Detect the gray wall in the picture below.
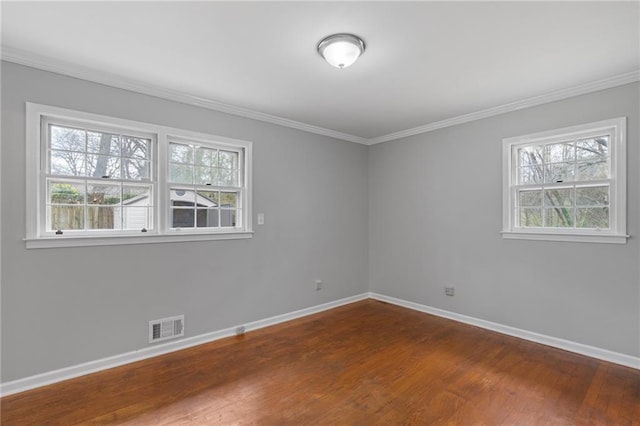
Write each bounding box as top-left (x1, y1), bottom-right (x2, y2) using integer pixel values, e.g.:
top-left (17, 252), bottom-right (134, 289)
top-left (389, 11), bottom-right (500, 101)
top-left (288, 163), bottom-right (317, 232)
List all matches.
top-left (2, 61), bottom-right (638, 385)
top-left (1, 62), bottom-right (369, 382)
top-left (369, 83), bottom-right (640, 357)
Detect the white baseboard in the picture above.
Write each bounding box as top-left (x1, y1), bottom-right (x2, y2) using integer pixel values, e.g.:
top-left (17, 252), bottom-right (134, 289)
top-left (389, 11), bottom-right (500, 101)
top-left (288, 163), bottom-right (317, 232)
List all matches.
top-left (3, 291), bottom-right (638, 397)
top-left (369, 292), bottom-right (640, 370)
top-left (0, 293), bottom-right (369, 397)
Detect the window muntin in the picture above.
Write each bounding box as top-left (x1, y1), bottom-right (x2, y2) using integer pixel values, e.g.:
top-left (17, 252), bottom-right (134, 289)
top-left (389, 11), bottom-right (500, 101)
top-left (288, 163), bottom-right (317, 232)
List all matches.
top-left (502, 118), bottom-right (626, 244)
top-left (27, 103), bottom-right (253, 247)
top-left (168, 140), bottom-right (243, 230)
top-left (44, 122), bottom-right (155, 234)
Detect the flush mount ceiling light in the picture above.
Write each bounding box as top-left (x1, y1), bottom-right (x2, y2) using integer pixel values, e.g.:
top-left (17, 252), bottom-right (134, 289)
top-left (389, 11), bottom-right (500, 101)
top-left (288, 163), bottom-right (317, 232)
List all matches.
top-left (317, 33), bottom-right (366, 69)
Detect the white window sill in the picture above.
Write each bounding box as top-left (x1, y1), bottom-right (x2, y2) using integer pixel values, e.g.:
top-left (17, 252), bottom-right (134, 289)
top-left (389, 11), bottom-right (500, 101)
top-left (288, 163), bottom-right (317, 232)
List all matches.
top-left (25, 231), bottom-right (254, 249)
top-left (501, 230), bottom-right (628, 244)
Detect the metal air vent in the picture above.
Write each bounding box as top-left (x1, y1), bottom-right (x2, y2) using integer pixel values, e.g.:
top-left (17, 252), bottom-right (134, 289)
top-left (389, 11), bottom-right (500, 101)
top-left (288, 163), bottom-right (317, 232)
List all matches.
top-left (149, 315), bottom-right (184, 343)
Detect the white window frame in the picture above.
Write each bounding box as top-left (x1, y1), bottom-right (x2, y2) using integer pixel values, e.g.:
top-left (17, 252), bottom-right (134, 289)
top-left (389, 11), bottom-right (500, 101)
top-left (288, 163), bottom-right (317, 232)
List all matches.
top-left (165, 135), bottom-right (247, 234)
top-left (39, 116), bottom-right (158, 238)
top-left (502, 117), bottom-right (627, 244)
top-left (26, 103), bottom-right (253, 248)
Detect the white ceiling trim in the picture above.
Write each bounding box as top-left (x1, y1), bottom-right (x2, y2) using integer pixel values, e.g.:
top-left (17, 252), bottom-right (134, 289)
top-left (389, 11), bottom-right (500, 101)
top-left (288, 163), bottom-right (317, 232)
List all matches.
top-left (368, 70), bottom-right (640, 145)
top-left (0, 46), bottom-right (369, 145)
top-left (2, 46), bottom-right (638, 146)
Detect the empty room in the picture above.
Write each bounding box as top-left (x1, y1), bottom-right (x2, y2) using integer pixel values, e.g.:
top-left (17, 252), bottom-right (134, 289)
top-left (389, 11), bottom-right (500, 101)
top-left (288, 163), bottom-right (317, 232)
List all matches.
top-left (1, 1), bottom-right (639, 424)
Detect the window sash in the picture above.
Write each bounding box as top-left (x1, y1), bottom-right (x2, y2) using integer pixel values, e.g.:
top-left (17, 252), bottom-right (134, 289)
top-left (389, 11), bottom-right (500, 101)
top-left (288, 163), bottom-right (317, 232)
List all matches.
top-left (167, 186), bottom-right (243, 230)
top-left (515, 133), bottom-right (611, 186)
top-left (47, 138), bottom-right (153, 181)
top-left (513, 182), bottom-right (612, 230)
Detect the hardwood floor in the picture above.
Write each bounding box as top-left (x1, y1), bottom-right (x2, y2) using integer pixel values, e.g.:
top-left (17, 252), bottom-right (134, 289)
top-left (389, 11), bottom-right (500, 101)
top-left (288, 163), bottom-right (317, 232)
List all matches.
top-left (2, 300), bottom-right (639, 425)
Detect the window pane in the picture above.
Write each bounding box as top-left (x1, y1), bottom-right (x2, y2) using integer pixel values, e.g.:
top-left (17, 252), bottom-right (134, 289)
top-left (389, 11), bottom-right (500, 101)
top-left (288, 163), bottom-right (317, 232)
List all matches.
top-left (170, 143), bottom-right (193, 164)
top-left (196, 208), bottom-right (219, 227)
top-left (519, 190), bottom-right (542, 207)
top-left (544, 207), bottom-right (574, 227)
top-left (217, 169), bottom-right (238, 186)
top-left (544, 188), bottom-right (573, 208)
top-left (195, 147), bottom-right (217, 166)
top-left (171, 208), bottom-right (195, 228)
top-left (576, 207), bottom-right (609, 229)
top-left (577, 160), bottom-right (608, 181)
top-left (121, 136), bottom-right (150, 159)
top-left (50, 125), bottom-right (85, 152)
top-left (198, 190), bottom-right (219, 205)
top-left (220, 209), bottom-right (237, 227)
top-left (122, 158), bottom-right (150, 180)
top-left (195, 191), bottom-right (215, 208)
top-left (169, 164), bottom-right (194, 184)
top-left (87, 155), bottom-right (120, 179)
top-left (576, 186), bottom-right (608, 206)
top-left (518, 146), bottom-right (543, 168)
top-left (195, 166), bottom-right (215, 185)
top-left (87, 184), bottom-right (121, 205)
top-left (87, 132), bottom-right (120, 156)
top-left (220, 191), bottom-right (238, 208)
top-left (47, 205), bottom-right (84, 231)
top-left (218, 150), bottom-right (238, 169)
top-left (545, 142), bottom-right (574, 163)
top-left (50, 150), bottom-right (86, 176)
top-left (87, 206), bottom-right (119, 230)
top-left (123, 185), bottom-right (152, 205)
top-left (544, 162), bottom-right (574, 183)
top-left (48, 181), bottom-right (85, 204)
top-left (122, 207), bottom-right (152, 230)
top-left (576, 137), bottom-right (608, 160)
top-left (519, 165), bottom-right (543, 184)
top-left (519, 208), bottom-right (542, 227)
top-left (171, 188), bottom-right (197, 205)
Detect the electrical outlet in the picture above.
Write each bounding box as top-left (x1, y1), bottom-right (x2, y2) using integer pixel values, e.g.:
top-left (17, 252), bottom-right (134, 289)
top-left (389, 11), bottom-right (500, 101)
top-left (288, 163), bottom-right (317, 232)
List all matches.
top-left (315, 279), bottom-right (323, 291)
top-left (445, 286), bottom-right (455, 296)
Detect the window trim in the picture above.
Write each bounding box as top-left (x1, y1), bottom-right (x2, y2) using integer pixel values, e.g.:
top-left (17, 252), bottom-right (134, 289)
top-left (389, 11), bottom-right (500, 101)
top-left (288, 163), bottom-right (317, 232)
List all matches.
top-left (502, 117), bottom-right (627, 244)
top-left (26, 103), bottom-right (253, 248)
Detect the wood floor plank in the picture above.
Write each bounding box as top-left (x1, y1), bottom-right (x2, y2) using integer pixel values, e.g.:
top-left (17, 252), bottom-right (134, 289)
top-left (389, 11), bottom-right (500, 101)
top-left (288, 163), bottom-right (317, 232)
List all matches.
top-left (2, 300), bottom-right (639, 425)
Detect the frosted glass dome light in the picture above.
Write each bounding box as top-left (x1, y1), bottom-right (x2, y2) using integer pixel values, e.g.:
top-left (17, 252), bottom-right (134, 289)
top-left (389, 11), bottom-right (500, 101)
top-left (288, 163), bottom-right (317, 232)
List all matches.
top-left (317, 34), bottom-right (366, 69)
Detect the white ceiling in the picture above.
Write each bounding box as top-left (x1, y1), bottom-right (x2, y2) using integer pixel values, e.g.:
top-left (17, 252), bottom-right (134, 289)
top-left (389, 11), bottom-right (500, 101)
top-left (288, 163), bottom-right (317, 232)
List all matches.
top-left (2, 1), bottom-right (639, 144)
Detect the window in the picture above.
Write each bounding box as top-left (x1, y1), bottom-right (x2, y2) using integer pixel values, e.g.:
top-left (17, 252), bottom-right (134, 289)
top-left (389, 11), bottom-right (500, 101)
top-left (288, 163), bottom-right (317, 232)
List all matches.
top-left (167, 139), bottom-right (243, 230)
top-left (44, 120), bottom-right (154, 234)
top-left (26, 103), bottom-right (252, 248)
top-left (502, 118), bottom-right (627, 244)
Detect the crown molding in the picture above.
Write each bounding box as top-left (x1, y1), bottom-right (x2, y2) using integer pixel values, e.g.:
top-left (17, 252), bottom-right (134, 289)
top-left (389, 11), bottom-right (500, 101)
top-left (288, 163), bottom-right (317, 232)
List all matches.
top-left (368, 70), bottom-right (640, 145)
top-left (2, 46), bottom-right (638, 146)
top-left (0, 46), bottom-right (369, 145)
